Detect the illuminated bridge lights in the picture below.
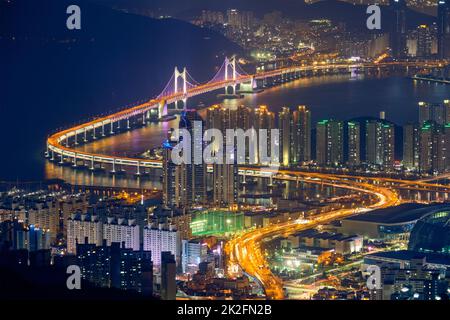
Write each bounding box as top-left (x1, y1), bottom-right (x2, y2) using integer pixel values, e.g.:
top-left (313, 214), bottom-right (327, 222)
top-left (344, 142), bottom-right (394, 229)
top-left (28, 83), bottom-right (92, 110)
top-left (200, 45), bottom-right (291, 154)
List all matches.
top-left (45, 57), bottom-right (448, 298)
top-left (46, 59), bottom-right (445, 175)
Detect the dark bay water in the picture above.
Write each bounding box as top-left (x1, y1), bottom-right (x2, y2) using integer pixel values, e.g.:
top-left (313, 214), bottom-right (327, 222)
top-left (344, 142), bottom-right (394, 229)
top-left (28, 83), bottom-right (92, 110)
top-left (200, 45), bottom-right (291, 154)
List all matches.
top-left (2, 74), bottom-right (449, 184)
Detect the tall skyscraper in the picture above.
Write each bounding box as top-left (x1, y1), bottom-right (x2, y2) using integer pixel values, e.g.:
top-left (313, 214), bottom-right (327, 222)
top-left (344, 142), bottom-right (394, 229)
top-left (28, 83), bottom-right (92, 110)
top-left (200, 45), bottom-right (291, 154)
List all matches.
top-left (416, 25), bottom-right (433, 58)
top-left (27, 204), bottom-right (59, 242)
top-left (162, 139), bottom-right (180, 208)
top-left (1, 221), bottom-right (52, 253)
top-left (437, 0), bottom-right (450, 59)
top-left (213, 157), bottom-right (239, 209)
top-left (179, 111), bottom-right (207, 207)
top-left (162, 110), bottom-right (206, 209)
top-left (434, 125), bottom-right (449, 173)
top-left (227, 9), bottom-right (240, 28)
top-left (67, 214), bottom-right (102, 254)
top-left (181, 239), bottom-right (208, 275)
top-left (347, 121), bottom-right (361, 166)
top-left (278, 107), bottom-right (292, 166)
top-left (419, 121), bottom-right (450, 174)
top-left (419, 101), bottom-right (446, 125)
top-left (366, 120), bottom-right (395, 169)
top-left (390, 0), bottom-right (407, 59)
top-left (293, 105), bottom-right (312, 164)
top-left (103, 217), bottom-right (140, 251)
top-left (419, 121), bottom-right (435, 173)
top-left (418, 101), bottom-right (430, 124)
top-left (316, 119), bottom-right (344, 166)
top-left (403, 123), bottom-right (420, 170)
top-left (278, 105), bottom-right (311, 166)
top-left (381, 122), bottom-right (396, 169)
top-left (252, 105), bottom-right (276, 164)
top-left (143, 223), bottom-right (180, 268)
top-left (76, 241), bottom-right (153, 295)
top-left (226, 9), bottom-right (254, 29)
top-left (205, 104), bottom-right (251, 156)
top-left (160, 251), bottom-right (177, 300)
top-left (206, 105), bottom-right (254, 208)
top-left (445, 99), bottom-right (450, 124)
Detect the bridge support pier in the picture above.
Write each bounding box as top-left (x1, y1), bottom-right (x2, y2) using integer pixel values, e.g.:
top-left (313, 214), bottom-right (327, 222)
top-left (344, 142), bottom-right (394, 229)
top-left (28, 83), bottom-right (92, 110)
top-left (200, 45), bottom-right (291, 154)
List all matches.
top-left (136, 162), bottom-right (141, 176)
top-left (73, 154), bottom-right (77, 167)
top-left (158, 101), bottom-right (168, 119)
top-left (110, 121), bottom-right (114, 135)
top-left (127, 118), bottom-right (130, 130)
top-left (59, 154), bottom-right (64, 165)
top-left (90, 158), bottom-right (95, 171)
top-left (84, 128), bottom-right (87, 142)
top-left (102, 123), bottom-right (105, 137)
top-left (268, 175), bottom-right (273, 187)
top-left (111, 159), bottom-right (116, 174)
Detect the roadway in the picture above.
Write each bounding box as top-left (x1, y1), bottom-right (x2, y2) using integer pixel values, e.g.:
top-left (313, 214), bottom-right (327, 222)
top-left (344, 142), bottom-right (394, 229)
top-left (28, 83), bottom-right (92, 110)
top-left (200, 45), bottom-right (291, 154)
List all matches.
top-left (225, 174), bottom-right (400, 299)
top-left (46, 60), bottom-right (446, 173)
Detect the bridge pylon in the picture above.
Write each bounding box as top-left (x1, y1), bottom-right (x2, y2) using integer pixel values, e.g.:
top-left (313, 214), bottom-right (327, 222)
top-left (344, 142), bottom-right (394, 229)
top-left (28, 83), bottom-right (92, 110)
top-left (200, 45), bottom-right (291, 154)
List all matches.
top-left (174, 66), bottom-right (187, 95)
top-left (224, 56), bottom-right (237, 94)
top-left (158, 99), bottom-right (168, 119)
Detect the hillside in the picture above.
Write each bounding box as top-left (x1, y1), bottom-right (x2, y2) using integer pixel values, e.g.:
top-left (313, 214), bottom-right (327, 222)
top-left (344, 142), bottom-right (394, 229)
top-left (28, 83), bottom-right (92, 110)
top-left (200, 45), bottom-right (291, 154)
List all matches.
top-left (0, 0), bottom-right (242, 180)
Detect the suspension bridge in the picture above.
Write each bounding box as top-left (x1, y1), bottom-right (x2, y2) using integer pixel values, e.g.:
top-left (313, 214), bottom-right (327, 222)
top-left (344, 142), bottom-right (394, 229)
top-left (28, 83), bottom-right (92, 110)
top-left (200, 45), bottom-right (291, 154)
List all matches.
top-left (46, 57), bottom-right (446, 174)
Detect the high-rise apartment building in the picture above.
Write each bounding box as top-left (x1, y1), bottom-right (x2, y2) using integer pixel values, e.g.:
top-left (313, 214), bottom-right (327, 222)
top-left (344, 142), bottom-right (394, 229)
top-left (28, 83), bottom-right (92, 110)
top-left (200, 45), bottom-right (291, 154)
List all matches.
top-left (179, 111), bottom-right (207, 207)
top-left (419, 121), bottom-right (450, 174)
top-left (160, 251), bottom-right (177, 300)
top-left (162, 111), bottom-right (206, 209)
top-left (390, 0), bottom-right (407, 58)
top-left (278, 107), bottom-right (292, 166)
top-left (67, 214), bottom-right (102, 254)
top-left (347, 121), bottom-right (361, 166)
top-left (143, 223), bottom-right (180, 268)
top-left (316, 119), bottom-right (344, 166)
top-left (416, 25), bottom-right (433, 58)
top-left (419, 101), bottom-right (447, 125)
top-left (213, 159), bottom-right (239, 209)
top-left (278, 105), bottom-right (311, 166)
top-left (403, 123), bottom-right (420, 170)
top-left (77, 241), bottom-right (153, 295)
top-left (181, 239), bottom-right (208, 275)
top-left (293, 105), bottom-right (312, 164)
top-left (252, 105), bottom-right (276, 164)
top-left (438, 0), bottom-right (450, 59)
top-left (365, 120), bottom-right (395, 169)
top-left (103, 217), bottom-right (140, 251)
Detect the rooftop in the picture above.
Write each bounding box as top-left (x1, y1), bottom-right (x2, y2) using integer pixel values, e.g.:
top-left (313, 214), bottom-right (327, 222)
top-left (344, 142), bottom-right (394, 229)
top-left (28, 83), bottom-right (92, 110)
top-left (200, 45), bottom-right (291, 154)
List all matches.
top-left (365, 250), bottom-right (450, 267)
top-left (344, 203), bottom-right (450, 225)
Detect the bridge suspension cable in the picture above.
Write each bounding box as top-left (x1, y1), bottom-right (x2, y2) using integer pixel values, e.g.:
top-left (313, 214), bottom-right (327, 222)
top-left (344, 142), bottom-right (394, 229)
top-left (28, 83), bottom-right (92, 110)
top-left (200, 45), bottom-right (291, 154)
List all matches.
top-left (157, 67), bottom-right (200, 99)
top-left (207, 56), bottom-right (248, 84)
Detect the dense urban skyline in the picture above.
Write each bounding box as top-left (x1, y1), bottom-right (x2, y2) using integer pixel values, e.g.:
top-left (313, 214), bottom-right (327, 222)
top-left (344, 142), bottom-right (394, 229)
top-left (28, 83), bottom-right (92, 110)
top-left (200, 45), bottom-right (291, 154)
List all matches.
top-left (1, 0), bottom-right (450, 307)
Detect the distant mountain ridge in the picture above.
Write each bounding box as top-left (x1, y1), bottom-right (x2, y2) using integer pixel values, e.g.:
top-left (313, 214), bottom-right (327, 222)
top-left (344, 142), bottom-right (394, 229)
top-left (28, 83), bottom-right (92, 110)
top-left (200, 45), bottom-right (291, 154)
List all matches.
top-left (0, 0), bottom-right (242, 180)
top-left (91, 0), bottom-right (435, 29)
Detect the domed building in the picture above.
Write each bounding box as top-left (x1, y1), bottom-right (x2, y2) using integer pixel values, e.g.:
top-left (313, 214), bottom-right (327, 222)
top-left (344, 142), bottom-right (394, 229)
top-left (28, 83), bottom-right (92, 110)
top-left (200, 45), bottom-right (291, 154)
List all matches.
top-left (408, 210), bottom-right (450, 255)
